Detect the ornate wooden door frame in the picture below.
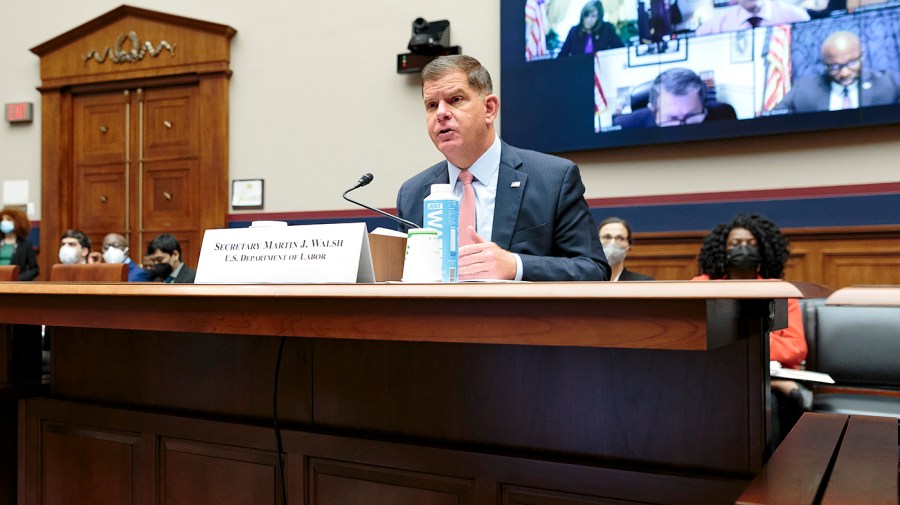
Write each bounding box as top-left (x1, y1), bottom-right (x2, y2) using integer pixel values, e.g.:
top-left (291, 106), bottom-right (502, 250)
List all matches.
top-left (31, 5), bottom-right (235, 279)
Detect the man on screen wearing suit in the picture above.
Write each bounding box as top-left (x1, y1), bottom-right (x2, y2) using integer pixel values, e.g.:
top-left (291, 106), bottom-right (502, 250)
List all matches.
top-left (774, 31), bottom-right (900, 113)
top-left (396, 55), bottom-right (610, 281)
top-left (613, 68), bottom-right (737, 128)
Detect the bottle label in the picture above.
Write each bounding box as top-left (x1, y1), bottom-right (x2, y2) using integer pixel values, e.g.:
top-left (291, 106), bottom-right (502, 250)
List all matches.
top-left (423, 199), bottom-right (459, 282)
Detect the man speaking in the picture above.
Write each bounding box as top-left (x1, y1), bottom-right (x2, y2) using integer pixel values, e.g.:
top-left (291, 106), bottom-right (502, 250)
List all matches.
top-left (396, 55), bottom-right (609, 281)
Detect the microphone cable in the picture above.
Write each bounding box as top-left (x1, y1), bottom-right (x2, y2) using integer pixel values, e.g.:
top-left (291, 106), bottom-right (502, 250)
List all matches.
top-left (273, 336), bottom-right (288, 504)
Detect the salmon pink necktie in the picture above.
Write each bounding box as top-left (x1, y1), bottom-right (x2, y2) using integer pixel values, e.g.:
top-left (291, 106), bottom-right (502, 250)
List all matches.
top-left (458, 170), bottom-right (477, 246)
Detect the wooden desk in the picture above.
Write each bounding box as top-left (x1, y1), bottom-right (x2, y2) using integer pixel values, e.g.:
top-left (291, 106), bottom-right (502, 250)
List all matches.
top-left (737, 412), bottom-right (898, 505)
top-left (2, 281), bottom-right (829, 505)
top-left (826, 285), bottom-right (900, 307)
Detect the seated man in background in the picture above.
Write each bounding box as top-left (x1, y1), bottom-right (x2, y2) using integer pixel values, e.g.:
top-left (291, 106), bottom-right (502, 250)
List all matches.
top-left (88, 233), bottom-right (151, 282)
top-left (598, 217), bottom-right (654, 281)
top-left (145, 233), bottom-right (196, 283)
top-left (774, 31), bottom-right (900, 113)
top-left (614, 68), bottom-right (737, 128)
top-left (694, 0), bottom-right (809, 36)
top-left (58, 229), bottom-right (91, 265)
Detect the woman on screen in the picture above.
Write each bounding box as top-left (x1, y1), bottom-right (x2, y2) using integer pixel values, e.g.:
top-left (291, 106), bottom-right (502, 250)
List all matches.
top-left (558, 0), bottom-right (625, 57)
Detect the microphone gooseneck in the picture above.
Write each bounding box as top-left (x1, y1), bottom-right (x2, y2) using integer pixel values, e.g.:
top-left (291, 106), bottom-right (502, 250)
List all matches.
top-left (355, 173), bottom-right (374, 190)
top-left (343, 173), bottom-right (419, 230)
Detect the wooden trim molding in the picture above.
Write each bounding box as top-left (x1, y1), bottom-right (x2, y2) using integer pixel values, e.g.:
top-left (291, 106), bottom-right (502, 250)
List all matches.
top-left (626, 225), bottom-right (900, 290)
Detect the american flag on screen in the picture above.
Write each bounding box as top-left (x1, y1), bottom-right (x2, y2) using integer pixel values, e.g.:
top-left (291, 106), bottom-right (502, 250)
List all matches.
top-left (525, 0), bottom-right (550, 61)
top-left (761, 25), bottom-right (792, 113)
top-left (594, 53), bottom-right (608, 131)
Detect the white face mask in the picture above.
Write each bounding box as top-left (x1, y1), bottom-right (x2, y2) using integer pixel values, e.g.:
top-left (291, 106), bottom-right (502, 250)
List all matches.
top-left (59, 245), bottom-right (80, 264)
top-left (0, 220), bottom-right (14, 235)
top-left (602, 243), bottom-right (628, 266)
top-left (102, 246), bottom-right (127, 264)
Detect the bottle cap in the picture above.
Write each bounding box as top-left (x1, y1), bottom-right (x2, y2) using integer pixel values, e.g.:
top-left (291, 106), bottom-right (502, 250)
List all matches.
top-left (430, 183), bottom-right (452, 194)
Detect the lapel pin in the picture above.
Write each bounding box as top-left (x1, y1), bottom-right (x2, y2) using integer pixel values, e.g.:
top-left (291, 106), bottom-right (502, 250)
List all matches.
top-left (511, 181), bottom-right (521, 188)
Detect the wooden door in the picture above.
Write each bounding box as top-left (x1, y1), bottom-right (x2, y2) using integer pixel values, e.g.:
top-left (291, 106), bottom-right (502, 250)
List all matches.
top-left (32, 5), bottom-right (234, 280)
top-left (72, 91), bottom-right (130, 252)
top-left (72, 84), bottom-right (201, 267)
top-left (138, 85), bottom-right (200, 265)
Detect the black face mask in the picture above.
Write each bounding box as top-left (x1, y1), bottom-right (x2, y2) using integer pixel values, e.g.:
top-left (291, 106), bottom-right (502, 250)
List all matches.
top-left (147, 263), bottom-right (173, 280)
top-left (727, 245), bottom-right (761, 271)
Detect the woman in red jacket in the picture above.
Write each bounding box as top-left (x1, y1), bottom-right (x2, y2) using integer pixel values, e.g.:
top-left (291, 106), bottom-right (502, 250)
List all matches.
top-left (693, 213), bottom-right (809, 445)
top-left (693, 213), bottom-right (805, 367)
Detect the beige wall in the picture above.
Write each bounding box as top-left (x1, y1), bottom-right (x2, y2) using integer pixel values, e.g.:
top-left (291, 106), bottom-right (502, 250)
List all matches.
top-left (1, 0), bottom-right (898, 221)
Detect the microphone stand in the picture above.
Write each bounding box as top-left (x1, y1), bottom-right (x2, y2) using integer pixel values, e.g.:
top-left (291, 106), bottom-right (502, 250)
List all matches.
top-left (342, 174), bottom-right (419, 230)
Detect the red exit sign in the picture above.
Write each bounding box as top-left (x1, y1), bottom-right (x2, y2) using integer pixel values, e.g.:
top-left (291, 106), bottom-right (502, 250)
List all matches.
top-left (5, 102), bottom-right (33, 123)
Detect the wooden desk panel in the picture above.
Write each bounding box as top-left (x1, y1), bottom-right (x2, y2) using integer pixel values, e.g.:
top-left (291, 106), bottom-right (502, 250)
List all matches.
top-left (0, 281), bottom-right (827, 348)
top-left (737, 412), bottom-right (899, 505)
top-left (5, 281), bottom-right (830, 505)
top-left (820, 415), bottom-right (899, 505)
top-left (736, 413), bottom-right (846, 505)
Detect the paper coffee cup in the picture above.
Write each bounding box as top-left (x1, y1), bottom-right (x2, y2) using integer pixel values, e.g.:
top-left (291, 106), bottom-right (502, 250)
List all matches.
top-left (402, 228), bottom-right (443, 283)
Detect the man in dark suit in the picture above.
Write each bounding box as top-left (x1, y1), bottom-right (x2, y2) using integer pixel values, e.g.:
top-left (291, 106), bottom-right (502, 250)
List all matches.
top-left (774, 31), bottom-right (900, 113)
top-left (396, 55), bottom-right (609, 281)
top-left (146, 233), bottom-right (196, 283)
top-left (614, 67), bottom-right (737, 129)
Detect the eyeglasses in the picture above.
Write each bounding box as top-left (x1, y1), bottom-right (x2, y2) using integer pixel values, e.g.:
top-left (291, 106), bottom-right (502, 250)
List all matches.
top-left (657, 109), bottom-right (707, 127)
top-left (102, 243), bottom-right (124, 251)
top-left (825, 58), bottom-right (861, 74)
top-left (600, 234), bottom-right (628, 244)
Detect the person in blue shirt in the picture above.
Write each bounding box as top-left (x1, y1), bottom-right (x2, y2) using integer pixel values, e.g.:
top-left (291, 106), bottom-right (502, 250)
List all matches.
top-left (89, 233), bottom-right (152, 282)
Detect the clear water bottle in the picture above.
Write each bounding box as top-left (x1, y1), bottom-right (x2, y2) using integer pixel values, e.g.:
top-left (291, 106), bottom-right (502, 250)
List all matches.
top-left (423, 183), bottom-right (459, 282)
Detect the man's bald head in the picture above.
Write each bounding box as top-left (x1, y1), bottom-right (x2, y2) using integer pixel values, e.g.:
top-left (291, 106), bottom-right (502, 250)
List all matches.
top-left (822, 32), bottom-right (860, 60)
top-left (103, 233), bottom-right (127, 248)
top-left (822, 31), bottom-right (862, 87)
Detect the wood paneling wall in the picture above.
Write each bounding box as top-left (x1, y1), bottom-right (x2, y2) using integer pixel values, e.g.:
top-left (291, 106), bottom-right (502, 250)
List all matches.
top-left (625, 225), bottom-right (900, 290)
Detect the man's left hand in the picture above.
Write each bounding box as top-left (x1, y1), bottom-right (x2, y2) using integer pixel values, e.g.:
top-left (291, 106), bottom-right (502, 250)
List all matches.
top-left (457, 226), bottom-right (517, 280)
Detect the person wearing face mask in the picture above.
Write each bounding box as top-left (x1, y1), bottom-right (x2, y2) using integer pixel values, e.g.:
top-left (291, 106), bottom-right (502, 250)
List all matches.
top-left (693, 213), bottom-right (805, 366)
top-left (145, 233), bottom-right (196, 283)
top-left (58, 229), bottom-right (91, 265)
top-left (598, 217), bottom-right (654, 281)
top-left (0, 207), bottom-right (39, 280)
top-left (693, 213), bottom-right (808, 445)
top-left (90, 233), bottom-right (151, 282)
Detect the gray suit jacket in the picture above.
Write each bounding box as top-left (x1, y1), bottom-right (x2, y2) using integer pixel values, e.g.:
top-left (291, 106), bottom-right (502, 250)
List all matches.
top-left (174, 264), bottom-right (197, 283)
top-left (396, 141), bottom-right (610, 281)
top-left (774, 70), bottom-right (900, 113)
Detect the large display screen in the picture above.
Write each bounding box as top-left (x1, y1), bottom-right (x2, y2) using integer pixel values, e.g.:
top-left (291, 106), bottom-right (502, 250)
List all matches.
top-left (502, 0), bottom-right (900, 152)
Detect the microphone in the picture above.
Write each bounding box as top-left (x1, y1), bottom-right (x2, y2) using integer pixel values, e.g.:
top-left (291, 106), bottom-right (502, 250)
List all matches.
top-left (342, 173), bottom-right (419, 230)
